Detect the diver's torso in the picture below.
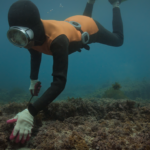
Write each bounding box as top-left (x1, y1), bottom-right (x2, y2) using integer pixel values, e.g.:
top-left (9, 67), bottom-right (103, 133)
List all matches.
top-left (32, 15), bottom-right (99, 55)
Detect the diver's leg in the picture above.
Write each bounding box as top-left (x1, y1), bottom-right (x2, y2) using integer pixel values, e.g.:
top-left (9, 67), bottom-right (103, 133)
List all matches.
top-left (95, 3), bottom-right (124, 46)
top-left (83, 0), bottom-right (96, 17)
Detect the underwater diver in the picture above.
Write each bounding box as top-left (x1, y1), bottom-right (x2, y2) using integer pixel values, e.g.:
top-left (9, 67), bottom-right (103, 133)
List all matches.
top-left (6, 0), bottom-right (125, 144)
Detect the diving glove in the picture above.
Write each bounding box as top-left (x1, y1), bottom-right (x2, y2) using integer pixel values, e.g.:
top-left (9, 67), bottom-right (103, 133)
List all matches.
top-left (7, 109), bottom-right (34, 144)
top-left (29, 79), bottom-right (41, 96)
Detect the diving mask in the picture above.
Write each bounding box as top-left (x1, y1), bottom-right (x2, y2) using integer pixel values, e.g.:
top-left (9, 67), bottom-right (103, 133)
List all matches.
top-left (7, 26), bottom-right (34, 48)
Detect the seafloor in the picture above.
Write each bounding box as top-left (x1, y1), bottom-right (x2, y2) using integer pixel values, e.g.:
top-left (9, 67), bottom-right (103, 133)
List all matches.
top-left (0, 97), bottom-right (150, 150)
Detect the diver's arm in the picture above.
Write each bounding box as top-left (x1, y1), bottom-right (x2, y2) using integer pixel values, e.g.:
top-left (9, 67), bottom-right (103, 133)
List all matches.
top-left (28, 49), bottom-right (42, 80)
top-left (28, 35), bottom-right (69, 116)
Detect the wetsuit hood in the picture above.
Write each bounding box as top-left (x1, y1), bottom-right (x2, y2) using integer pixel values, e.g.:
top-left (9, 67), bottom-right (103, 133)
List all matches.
top-left (8, 0), bottom-right (46, 46)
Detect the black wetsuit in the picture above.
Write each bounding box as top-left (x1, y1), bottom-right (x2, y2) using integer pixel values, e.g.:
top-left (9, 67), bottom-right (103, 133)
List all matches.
top-left (28, 3), bottom-right (124, 116)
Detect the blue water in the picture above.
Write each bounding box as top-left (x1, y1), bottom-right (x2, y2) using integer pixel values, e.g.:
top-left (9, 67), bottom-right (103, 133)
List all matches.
top-left (0, 0), bottom-right (150, 99)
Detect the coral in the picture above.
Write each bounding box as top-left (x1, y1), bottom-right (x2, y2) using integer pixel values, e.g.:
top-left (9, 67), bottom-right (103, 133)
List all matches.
top-left (0, 115), bottom-right (14, 150)
top-left (87, 80), bottom-right (150, 101)
top-left (104, 111), bottom-right (126, 121)
top-left (1, 101), bottom-right (28, 114)
top-left (102, 87), bottom-right (127, 99)
top-left (0, 133), bottom-right (7, 150)
top-left (67, 131), bottom-right (89, 150)
top-left (45, 97), bottom-right (105, 121)
top-left (112, 82), bottom-right (121, 90)
top-left (0, 110), bottom-right (2, 116)
top-left (1, 97), bottom-right (150, 150)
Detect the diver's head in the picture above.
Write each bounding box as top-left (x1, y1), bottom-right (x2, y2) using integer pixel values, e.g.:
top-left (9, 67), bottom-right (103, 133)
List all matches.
top-left (7, 0), bottom-right (46, 48)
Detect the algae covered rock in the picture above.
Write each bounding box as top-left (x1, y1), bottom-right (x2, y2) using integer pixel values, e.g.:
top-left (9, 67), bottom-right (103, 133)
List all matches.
top-left (102, 82), bottom-right (127, 99)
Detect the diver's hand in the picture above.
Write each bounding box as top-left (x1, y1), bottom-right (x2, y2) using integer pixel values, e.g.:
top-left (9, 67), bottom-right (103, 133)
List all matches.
top-left (6, 109), bottom-right (34, 144)
top-left (29, 79), bottom-right (41, 96)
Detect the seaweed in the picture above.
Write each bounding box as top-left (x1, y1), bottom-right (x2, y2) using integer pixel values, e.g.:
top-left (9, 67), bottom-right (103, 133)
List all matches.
top-left (112, 82), bottom-right (121, 90)
top-left (102, 87), bottom-right (127, 99)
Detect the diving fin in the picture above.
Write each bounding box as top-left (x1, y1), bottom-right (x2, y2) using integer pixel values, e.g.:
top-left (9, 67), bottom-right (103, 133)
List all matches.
top-left (109, 0), bottom-right (127, 5)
